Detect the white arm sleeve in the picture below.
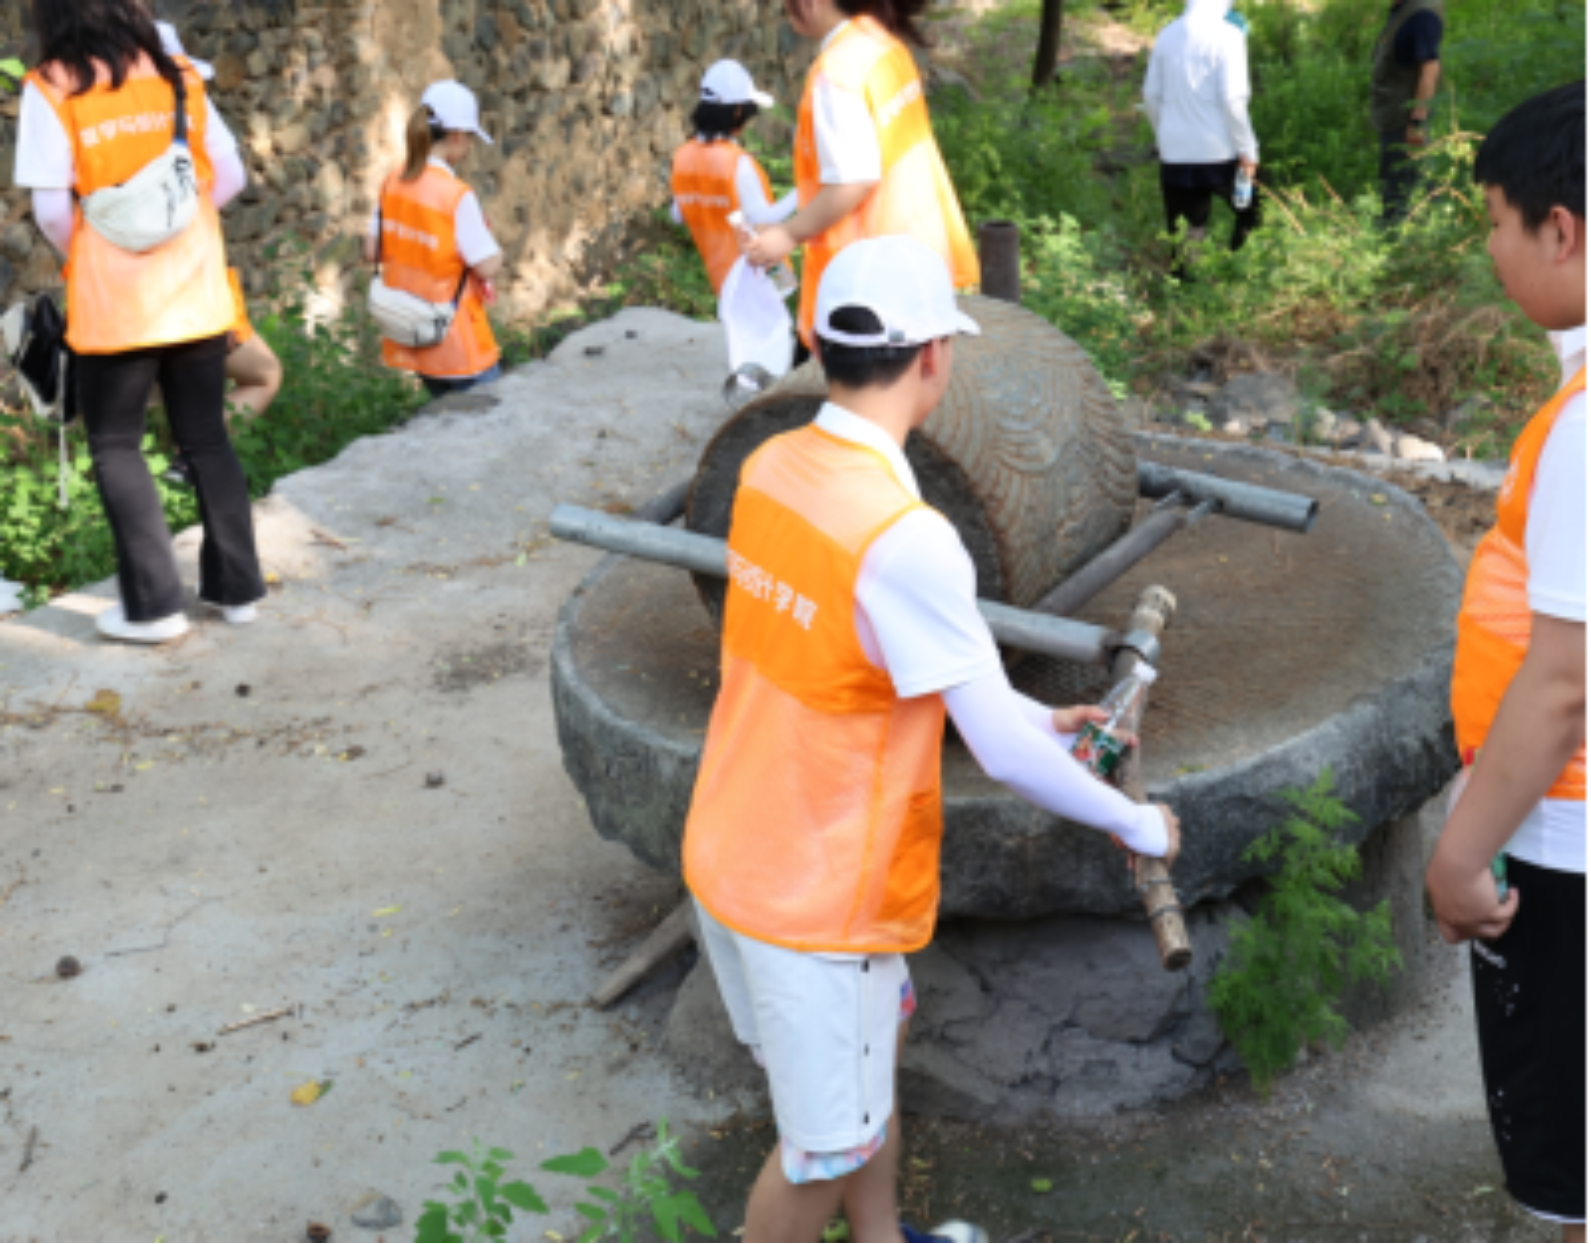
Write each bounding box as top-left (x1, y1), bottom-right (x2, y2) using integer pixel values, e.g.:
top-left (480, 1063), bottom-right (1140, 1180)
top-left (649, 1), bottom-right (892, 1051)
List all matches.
top-left (202, 96), bottom-right (239, 164)
top-left (210, 149), bottom-right (247, 210)
top-left (945, 670), bottom-right (1171, 857)
top-left (1143, 41), bottom-right (1164, 134)
top-left (670, 198), bottom-right (684, 225)
top-left (15, 82), bottom-right (75, 191)
top-left (1224, 95), bottom-right (1259, 162)
top-left (735, 156), bottom-right (800, 225)
top-left (1220, 37), bottom-right (1258, 159)
top-left (453, 190), bottom-right (502, 268)
top-left (32, 189), bottom-right (74, 255)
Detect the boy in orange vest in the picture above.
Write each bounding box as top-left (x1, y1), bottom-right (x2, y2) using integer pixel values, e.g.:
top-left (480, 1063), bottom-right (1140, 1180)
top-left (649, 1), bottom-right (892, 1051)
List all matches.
top-left (684, 235), bottom-right (1181, 1244)
top-left (1428, 82), bottom-right (1585, 1240)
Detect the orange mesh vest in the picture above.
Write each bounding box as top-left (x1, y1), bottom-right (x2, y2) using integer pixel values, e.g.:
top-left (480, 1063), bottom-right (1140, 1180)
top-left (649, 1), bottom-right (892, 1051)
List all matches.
top-left (378, 166), bottom-right (500, 379)
top-left (684, 426), bottom-right (949, 954)
top-left (1453, 366), bottom-right (1587, 801)
top-left (794, 17), bottom-right (980, 346)
top-left (29, 55), bottom-right (233, 355)
top-left (672, 139), bottom-right (771, 296)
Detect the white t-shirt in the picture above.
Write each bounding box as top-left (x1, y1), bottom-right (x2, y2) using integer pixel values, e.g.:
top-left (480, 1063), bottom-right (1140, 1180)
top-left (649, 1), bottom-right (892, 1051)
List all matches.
top-left (14, 74), bottom-right (239, 190)
top-left (1142, 2), bottom-right (1259, 164)
top-left (367, 157), bottom-right (500, 268)
top-left (812, 21), bottom-right (885, 186)
top-left (815, 404), bottom-right (1003, 696)
top-left (1508, 326), bottom-right (1587, 874)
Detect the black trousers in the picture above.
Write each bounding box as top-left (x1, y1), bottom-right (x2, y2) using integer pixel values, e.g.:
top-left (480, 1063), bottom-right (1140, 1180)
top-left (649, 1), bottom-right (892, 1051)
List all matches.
top-left (1472, 857), bottom-right (1587, 1223)
top-left (1161, 161), bottom-right (1261, 275)
top-left (77, 334), bottom-right (264, 622)
top-left (1379, 129), bottom-right (1424, 226)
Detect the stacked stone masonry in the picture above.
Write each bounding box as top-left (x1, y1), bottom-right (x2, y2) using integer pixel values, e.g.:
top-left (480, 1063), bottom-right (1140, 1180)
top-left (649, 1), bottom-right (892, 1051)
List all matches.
top-left (0, 0), bottom-right (812, 317)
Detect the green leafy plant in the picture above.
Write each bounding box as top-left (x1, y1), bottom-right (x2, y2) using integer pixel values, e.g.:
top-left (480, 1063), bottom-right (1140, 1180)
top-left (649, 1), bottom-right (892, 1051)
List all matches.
top-left (414, 1122), bottom-right (712, 1244)
top-left (0, 57), bottom-right (25, 91)
top-left (1207, 769), bottom-right (1402, 1096)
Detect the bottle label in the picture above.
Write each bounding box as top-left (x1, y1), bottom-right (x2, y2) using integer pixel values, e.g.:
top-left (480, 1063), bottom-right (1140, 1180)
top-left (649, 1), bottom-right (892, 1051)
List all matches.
top-left (1072, 722), bottom-right (1127, 778)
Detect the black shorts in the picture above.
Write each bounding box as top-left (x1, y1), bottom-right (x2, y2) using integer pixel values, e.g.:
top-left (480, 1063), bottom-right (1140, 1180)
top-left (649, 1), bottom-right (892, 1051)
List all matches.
top-left (1472, 856), bottom-right (1587, 1223)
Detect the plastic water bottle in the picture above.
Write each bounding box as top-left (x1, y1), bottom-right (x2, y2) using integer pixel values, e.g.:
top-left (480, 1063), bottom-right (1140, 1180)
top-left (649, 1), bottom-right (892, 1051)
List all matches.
top-left (728, 210), bottom-right (798, 298)
top-left (1071, 661), bottom-right (1158, 781)
top-left (1234, 170), bottom-right (1255, 211)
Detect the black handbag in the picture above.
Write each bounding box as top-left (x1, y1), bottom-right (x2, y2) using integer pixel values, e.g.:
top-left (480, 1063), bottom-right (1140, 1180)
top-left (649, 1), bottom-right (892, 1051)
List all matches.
top-left (2, 292), bottom-right (79, 424)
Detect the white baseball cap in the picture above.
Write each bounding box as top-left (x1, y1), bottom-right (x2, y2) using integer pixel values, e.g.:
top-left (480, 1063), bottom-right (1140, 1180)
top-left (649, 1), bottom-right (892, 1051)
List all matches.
top-left (700, 60), bottom-right (774, 108)
top-left (815, 236), bottom-right (982, 347)
top-left (156, 21), bottom-right (214, 80)
top-left (422, 80), bottom-right (494, 144)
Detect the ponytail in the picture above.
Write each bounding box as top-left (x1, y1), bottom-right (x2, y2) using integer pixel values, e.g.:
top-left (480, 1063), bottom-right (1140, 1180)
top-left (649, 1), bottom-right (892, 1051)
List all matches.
top-left (402, 105), bottom-right (445, 182)
top-left (837, 0), bottom-right (933, 48)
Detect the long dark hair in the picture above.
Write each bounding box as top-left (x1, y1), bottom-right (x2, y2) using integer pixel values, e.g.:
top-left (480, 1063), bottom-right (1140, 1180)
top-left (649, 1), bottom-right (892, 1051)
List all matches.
top-left (837, 0), bottom-right (933, 48)
top-left (402, 104), bottom-right (448, 182)
top-left (30, 0), bottom-right (186, 98)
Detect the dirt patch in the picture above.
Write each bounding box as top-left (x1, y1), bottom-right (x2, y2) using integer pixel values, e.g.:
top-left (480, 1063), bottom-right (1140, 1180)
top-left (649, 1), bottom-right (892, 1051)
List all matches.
top-left (431, 637), bottom-right (546, 694)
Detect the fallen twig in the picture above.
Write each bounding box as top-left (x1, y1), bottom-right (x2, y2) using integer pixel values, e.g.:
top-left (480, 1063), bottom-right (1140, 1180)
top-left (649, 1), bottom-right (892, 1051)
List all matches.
top-left (309, 528), bottom-right (349, 551)
top-left (218, 1006), bottom-right (295, 1036)
top-left (19, 1125), bottom-right (37, 1173)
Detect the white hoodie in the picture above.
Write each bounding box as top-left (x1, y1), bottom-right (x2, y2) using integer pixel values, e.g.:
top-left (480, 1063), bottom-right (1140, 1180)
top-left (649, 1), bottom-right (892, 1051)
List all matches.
top-left (1143, 0), bottom-right (1259, 166)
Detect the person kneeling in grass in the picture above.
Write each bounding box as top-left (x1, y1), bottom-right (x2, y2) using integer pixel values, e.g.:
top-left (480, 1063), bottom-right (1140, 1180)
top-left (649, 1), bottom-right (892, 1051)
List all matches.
top-left (1430, 80), bottom-right (1586, 1243)
top-left (683, 235), bottom-right (1182, 1244)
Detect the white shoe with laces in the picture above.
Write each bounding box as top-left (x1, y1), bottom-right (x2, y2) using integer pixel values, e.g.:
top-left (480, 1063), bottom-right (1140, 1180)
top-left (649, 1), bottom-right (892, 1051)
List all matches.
top-left (201, 599), bottom-right (258, 625)
top-left (95, 602), bottom-right (190, 644)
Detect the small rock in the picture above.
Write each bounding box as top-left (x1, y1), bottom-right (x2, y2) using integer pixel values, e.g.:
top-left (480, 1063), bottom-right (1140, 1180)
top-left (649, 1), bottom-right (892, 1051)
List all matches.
top-left (1360, 417), bottom-right (1394, 455)
top-left (425, 771), bottom-right (446, 789)
top-left (1395, 434), bottom-right (1446, 463)
top-left (1265, 420), bottom-right (1295, 444)
top-left (1, 221), bottom-right (35, 261)
top-left (1309, 407), bottom-right (1338, 443)
top-left (350, 1192), bottom-right (403, 1231)
top-left (1443, 393), bottom-right (1493, 429)
top-left (584, 345), bottom-right (606, 357)
top-left (1332, 416), bottom-right (1364, 445)
top-left (55, 955), bottom-right (82, 979)
top-left (235, 683), bottom-right (252, 698)
top-left (305, 1222), bottom-right (332, 1244)
top-left (1220, 416), bottom-right (1251, 435)
top-left (1408, 417), bottom-right (1445, 442)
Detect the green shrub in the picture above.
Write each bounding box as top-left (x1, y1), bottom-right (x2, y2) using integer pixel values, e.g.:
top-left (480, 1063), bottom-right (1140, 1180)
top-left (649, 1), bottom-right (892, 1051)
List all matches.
top-left (1207, 770), bottom-right (1402, 1097)
top-left (415, 1123), bottom-right (712, 1244)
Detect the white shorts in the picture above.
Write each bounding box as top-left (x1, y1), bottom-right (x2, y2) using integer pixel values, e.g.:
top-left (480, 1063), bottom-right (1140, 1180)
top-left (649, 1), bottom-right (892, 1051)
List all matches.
top-left (694, 899), bottom-right (912, 1156)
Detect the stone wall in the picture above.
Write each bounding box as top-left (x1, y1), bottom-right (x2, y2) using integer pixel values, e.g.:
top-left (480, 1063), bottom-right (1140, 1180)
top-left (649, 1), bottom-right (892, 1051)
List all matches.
top-left (0, 0), bottom-right (810, 318)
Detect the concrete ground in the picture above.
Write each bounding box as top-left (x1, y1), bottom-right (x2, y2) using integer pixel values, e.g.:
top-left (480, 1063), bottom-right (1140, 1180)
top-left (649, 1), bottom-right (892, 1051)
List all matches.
top-left (0, 310), bottom-right (1545, 1243)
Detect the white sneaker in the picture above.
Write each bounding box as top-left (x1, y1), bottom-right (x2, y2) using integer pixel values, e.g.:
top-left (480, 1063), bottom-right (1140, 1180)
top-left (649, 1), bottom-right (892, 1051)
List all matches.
top-left (201, 599), bottom-right (258, 625)
top-left (96, 602), bottom-right (190, 644)
top-left (929, 1224), bottom-right (990, 1244)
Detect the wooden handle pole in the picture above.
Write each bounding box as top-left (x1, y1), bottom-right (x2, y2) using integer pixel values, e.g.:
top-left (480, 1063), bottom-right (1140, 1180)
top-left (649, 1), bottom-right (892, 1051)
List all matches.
top-left (1111, 586), bottom-right (1193, 973)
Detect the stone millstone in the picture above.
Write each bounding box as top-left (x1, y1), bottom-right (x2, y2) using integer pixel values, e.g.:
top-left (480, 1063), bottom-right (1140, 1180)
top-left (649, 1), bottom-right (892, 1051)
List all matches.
top-left (685, 294), bottom-right (1138, 619)
top-left (553, 437), bottom-right (1463, 918)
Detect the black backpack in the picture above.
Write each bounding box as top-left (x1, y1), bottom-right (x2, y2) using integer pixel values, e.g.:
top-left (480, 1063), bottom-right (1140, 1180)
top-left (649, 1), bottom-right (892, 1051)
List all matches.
top-left (2, 292), bottom-right (80, 424)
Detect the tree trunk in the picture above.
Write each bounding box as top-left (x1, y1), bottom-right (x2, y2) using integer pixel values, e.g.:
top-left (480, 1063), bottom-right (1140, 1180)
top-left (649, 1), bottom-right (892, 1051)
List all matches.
top-left (1032, 0), bottom-right (1065, 90)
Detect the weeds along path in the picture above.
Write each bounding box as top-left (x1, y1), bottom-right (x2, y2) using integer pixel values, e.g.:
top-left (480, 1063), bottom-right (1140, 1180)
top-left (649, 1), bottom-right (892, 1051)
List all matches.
top-left (0, 310), bottom-right (748, 1243)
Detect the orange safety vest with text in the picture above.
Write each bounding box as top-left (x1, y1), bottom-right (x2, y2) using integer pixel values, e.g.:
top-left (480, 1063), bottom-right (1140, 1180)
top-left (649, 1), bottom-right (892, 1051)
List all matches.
top-left (1452, 366), bottom-right (1587, 801)
top-left (378, 166), bottom-right (500, 380)
top-left (672, 139), bottom-right (772, 296)
top-left (28, 55), bottom-right (234, 356)
top-left (794, 17), bottom-right (980, 345)
top-left (684, 426), bottom-right (949, 955)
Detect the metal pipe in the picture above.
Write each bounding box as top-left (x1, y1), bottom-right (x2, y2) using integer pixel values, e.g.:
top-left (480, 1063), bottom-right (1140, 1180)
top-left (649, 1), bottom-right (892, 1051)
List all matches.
top-left (978, 220), bottom-right (1022, 304)
top-left (551, 504), bottom-right (1114, 666)
top-left (1137, 461), bottom-right (1318, 533)
top-left (1036, 494), bottom-right (1214, 618)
